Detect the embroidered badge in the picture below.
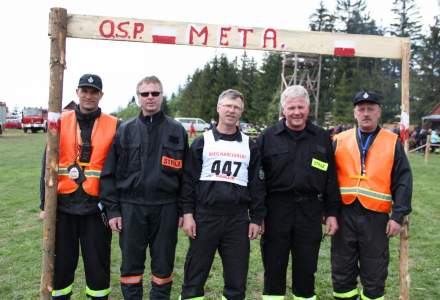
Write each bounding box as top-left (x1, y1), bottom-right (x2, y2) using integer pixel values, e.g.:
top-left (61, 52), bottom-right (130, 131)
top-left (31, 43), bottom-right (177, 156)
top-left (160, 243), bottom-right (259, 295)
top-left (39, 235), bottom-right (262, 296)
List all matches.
top-left (88, 76), bottom-right (94, 83)
top-left (161, 156), bottom-right (182, 169)
top-left (311, 158), bottom-right (328, 171)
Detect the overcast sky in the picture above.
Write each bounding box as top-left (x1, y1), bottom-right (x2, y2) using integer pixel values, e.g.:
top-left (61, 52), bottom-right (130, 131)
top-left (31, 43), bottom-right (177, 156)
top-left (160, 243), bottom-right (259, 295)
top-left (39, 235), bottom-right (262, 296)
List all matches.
top-left (1, 0), bottom-right (439, 114)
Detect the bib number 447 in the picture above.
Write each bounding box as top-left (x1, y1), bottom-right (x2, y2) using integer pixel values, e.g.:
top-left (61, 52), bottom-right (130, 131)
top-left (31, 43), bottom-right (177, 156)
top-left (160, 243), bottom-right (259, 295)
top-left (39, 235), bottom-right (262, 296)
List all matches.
top-left (211, 160), bottom-right (241, 177)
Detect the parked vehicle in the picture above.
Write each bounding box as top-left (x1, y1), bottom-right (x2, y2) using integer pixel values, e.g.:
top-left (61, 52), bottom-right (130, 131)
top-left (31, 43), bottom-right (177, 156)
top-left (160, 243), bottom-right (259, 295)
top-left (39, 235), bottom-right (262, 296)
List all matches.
top-left (22, 107), bottom-right (48, 133)
top-left (175, 117), bottom-right (210, 132)
top-left (0, 102), bottom-right (6, 135)
top-left (4, 116), bottom-right (22, 129)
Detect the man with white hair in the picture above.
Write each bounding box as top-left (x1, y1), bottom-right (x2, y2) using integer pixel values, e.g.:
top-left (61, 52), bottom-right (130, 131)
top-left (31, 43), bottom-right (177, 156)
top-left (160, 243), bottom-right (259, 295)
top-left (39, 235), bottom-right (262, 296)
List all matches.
top-left (258, 85), bottom-right (341, 299)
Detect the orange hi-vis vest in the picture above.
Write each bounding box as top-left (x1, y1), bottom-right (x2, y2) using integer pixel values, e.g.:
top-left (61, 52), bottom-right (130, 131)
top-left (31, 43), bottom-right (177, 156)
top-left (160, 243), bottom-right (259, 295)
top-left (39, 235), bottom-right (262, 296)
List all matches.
top-left (334, 128), bottom-right (397, 213)
top-left (57, 110), bottom-right (117, 197)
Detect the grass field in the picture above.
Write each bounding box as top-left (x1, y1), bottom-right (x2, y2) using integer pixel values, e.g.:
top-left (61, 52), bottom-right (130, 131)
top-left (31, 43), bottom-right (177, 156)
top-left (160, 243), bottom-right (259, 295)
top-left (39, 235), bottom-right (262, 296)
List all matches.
top-left (0, 130), bottom-right (439, 299)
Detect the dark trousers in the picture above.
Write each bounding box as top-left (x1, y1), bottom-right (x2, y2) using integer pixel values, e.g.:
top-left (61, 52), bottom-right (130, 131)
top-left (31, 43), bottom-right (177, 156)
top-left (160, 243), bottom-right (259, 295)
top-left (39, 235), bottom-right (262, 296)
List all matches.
top-left (53, 212), bottom-right (111, 299)
top-left (261, 197), bottom-right (322, 298)
top-left (331, 201), bottom-right (389, 299)
top-left (119, 202), bottom-right (178, 300)
top-left (181, 212), bottom-right (250, 300)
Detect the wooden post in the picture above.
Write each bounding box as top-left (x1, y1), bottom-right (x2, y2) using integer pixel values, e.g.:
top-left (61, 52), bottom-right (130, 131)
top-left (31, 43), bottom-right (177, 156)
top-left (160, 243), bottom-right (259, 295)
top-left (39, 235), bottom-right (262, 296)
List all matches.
top-left (399, 39), bottom-right (411, 300)
top-left (424, 135), bottom-right (431, 163)
top-left (40, 7), bottom-right (67, 300)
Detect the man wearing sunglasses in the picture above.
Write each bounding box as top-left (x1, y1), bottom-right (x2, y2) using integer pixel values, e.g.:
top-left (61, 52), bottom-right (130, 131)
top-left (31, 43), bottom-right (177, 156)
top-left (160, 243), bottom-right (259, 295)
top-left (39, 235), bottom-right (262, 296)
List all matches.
top-left (100, 76), bottom-right (188, 300)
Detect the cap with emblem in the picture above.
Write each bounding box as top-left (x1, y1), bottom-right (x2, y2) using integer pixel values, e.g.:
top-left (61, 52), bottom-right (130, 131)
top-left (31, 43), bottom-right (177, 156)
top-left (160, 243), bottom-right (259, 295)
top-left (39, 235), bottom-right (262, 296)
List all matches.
top-left (353, 91), bottom-right (381, 106)
top-left (78, 74), bottom-right (103, 91)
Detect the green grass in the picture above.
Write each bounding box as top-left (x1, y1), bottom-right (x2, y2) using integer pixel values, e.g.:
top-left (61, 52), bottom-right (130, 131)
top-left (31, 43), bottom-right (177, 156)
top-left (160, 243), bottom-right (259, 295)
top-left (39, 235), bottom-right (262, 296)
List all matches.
top-left (0, 130), bottom-right (439, 299)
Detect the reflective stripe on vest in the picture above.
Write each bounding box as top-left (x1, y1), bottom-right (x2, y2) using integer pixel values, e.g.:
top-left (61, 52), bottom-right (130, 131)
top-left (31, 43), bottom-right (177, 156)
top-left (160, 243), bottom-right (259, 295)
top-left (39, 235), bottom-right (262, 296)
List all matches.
top-left (51, 283), bottom-right (73, 297)
top-left (85, 286), bottom-right (111, 297)
top-left (333, 288), bottom-right (359, 298)
top-left (151, 273), bottom-right (173, 285)
top-left (120, 274), bottom-right (143, 284)
top-left (179, 296), bottom-right (204, 300)
top-left (335, 128), bottom-right (397, 213)
top-left (57, 110), bottom-right (117, 197)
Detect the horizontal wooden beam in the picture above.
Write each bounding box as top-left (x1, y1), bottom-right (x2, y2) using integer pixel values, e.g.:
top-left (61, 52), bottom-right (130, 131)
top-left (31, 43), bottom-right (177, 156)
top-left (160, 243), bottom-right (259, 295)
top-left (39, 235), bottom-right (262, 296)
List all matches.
top-left (59, 13), bottom-right (408, 60)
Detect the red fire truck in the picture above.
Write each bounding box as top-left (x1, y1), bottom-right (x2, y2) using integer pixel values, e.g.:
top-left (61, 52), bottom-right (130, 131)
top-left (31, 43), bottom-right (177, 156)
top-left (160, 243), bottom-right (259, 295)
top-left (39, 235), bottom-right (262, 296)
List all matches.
top-left (22, 107), bottom-right (48, 133)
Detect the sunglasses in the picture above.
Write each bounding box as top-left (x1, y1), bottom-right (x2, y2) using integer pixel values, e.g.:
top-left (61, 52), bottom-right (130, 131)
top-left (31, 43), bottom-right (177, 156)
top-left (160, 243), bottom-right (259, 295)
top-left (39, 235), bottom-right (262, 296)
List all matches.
top-left (138, 91), bottom-right (161, 97)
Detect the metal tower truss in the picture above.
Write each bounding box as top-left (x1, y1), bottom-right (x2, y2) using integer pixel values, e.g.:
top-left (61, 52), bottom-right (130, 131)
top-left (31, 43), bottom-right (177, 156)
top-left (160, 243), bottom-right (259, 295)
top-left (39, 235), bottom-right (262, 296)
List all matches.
top-left (281, 53), bottom-right (322, 122)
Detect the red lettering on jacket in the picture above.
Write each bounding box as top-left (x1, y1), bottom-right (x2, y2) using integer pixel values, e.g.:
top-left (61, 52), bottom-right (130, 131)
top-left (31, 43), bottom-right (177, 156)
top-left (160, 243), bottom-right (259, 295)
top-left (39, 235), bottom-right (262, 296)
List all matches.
top-left (161, 156), bottom-right (182, 169)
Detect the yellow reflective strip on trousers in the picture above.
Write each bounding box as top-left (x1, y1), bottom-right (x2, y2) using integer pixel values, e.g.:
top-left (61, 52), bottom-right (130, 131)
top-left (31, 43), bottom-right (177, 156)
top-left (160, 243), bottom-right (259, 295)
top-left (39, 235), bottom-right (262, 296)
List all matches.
top-left (360, 290), bottom-right (384, 300)
top-left (179, 296), bottom-right (204, 300)
top-left (262, 296), bottom-right (285, 300)
top-left (293, 294), bottom-right (317, 300)
top-left (51, 283), bottom-right (73, 296)
top-left (85, 286), bottom-right (111, 297)
top-left (333, 288), bottom-right (359, 298)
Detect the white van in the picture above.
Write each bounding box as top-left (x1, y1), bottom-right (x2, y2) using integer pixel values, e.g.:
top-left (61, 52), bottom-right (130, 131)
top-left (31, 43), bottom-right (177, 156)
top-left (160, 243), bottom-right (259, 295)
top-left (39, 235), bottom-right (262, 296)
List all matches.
top-left (175, 117), bottom-right (210, 132)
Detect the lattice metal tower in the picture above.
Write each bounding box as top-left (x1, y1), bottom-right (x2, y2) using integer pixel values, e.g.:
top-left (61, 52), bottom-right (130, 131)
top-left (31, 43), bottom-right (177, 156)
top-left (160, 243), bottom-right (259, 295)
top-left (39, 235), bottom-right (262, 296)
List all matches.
top-left (281, 53), bottom-right (322, 123)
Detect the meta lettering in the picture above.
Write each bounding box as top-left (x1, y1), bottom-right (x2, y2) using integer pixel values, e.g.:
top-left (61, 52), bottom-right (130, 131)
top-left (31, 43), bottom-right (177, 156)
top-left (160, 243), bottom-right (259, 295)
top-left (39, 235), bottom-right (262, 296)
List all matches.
top-left (187, 24), bottom-right (278, 49)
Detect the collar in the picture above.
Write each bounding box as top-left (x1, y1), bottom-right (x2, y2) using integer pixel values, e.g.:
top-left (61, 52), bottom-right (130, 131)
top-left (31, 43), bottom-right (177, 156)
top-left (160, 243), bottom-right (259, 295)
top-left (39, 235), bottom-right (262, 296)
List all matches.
top-left (212, 126), bottom-right (242, 142)
top-left (357, 126), bottom-right (381, 136)
top-left (274, 118), bottom-right (317, 136)
top-left (75, 105), bottom-right (101, 121)
top-left (139, 110), bottom-right (165, 125)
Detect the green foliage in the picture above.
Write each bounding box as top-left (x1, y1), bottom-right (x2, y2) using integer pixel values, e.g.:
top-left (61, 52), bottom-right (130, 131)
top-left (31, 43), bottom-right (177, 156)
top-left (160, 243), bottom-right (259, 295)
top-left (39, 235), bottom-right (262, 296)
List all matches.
top-left (1, 132), bottom-right (440, 299)
top-left (116, 102), bottom-right (140, 121)
top-left (412, 17), bottom-right (440, 121)
top-left (310, 0), bottom-right (336, 32)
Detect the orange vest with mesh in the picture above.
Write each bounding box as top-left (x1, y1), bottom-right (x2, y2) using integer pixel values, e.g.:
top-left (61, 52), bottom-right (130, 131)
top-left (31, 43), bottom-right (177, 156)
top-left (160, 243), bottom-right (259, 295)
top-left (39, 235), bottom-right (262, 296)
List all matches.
top-left (334, 128), bottom-right (397, 213)
top-left (57, 110), bottom-right (117, 197)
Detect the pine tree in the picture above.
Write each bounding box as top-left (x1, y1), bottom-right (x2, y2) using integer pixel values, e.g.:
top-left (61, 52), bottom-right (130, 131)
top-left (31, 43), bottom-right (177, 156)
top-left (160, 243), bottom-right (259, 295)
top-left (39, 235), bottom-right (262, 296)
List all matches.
top-left (237, 52), bottom-right (259, 122)
top-left (309, 1), bottom-right (336, 32)
top-left (390, 0), bottom-right (423, 43)
top-left (412, 17), bottom-right (440, 122)
top-left (253, 52), bottom-right (283, 125)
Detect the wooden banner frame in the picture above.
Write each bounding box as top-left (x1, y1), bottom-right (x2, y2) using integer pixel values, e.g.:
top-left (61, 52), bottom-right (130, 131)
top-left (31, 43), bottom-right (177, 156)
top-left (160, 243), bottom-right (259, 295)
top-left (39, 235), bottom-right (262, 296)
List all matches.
top-left (41, 7), bottom-right (411, 299)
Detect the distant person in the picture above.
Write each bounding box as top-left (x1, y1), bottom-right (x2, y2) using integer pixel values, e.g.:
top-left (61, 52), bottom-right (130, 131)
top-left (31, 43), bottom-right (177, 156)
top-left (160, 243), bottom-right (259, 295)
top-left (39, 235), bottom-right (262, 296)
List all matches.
top-left (332, 91), bottom-right (412, 300)
top-left (258, 85), bottom-right (340, 299)
top-left (208, 118), bottom-right (216, 130)
top-left (189, 121), bottom-right (196, 138)
top-left (40, 74), bottom-right (117, 299)
top-left (100, 76), bottom-right (188, 300)
top-left (179, 89), bottom-right (266, 299)
top-left (431, 129), bottom-right (439, 152)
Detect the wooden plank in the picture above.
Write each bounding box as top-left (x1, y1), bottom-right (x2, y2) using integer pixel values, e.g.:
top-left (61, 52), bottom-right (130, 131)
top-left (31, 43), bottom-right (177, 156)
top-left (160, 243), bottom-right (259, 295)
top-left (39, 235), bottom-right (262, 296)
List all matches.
top-left (59, 14), bottom-right (408, 59)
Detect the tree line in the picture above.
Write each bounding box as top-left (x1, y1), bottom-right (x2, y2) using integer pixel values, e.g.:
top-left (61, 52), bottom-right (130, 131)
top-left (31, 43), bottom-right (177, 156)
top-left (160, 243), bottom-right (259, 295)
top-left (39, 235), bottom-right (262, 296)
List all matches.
top-left (116, 0), bottom-right (439, 127)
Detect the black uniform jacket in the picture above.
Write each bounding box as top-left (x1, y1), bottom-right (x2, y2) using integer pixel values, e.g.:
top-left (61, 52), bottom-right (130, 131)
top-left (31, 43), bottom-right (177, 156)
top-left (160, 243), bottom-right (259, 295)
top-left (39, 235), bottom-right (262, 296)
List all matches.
top-left (179, 127), bottom-right (266, 225)
top-left (39, 106), bottom-right (113, 215)
top-left (100, 111), bottom-right (188, 220)
top-left (258, 119), bottom-right (341, 217)
top-left (334, 127), bottom-right (412, 224)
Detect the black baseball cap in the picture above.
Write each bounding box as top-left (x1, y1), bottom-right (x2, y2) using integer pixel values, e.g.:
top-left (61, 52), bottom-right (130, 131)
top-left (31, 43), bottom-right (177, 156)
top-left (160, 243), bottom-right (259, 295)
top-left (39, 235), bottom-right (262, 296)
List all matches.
top-left (353, 91), bottom-right (381, 106)
top-left (78, 74), bottom-right (103, 91)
